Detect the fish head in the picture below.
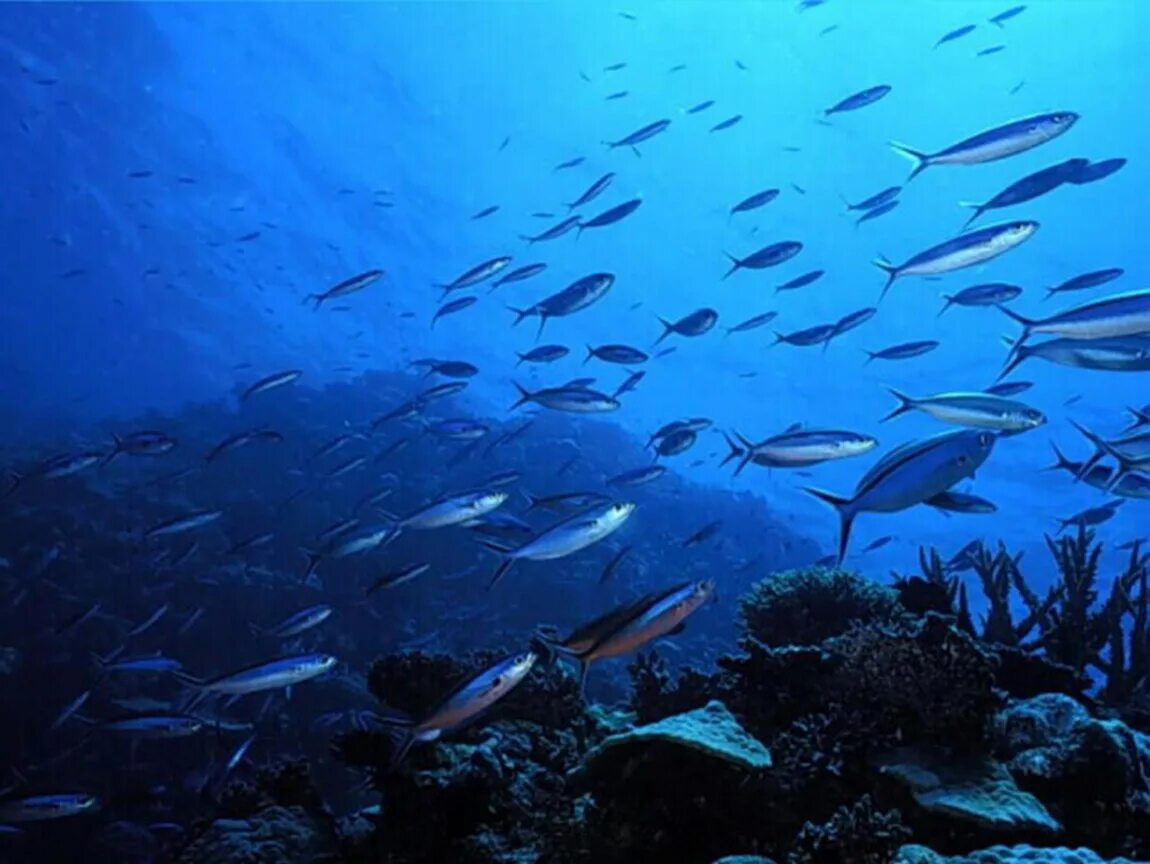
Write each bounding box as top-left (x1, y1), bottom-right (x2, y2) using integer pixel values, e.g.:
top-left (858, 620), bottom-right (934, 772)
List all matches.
top-left (489, 651), bottom-right (538, 694)
top-left (606, 502), bottom-right (637, 526)
top-left (474, 491), bottom-right (510, 513)
top-left (1002, 221), bottom-right (1039, 244)
top-left (1014, 407), bottom-right (1047, 429)
top-left (836, 434), bottom-right (879, 457)
top-left (692, 579), bottom-right (717, 603)
top-left (312, 654), bottom-right (339, 675)
top-left (1043, 111), bottom-right (1080, 134)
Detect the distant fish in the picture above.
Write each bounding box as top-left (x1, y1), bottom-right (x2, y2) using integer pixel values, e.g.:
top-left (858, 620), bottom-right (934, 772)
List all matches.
top-left (603, 61), bottom-right (627, 71)
top-left (205, 429), bottom-right (283, 462)
top-left (726, 311), bottom-right (779, 336)
top-left (855, 199), bottom-right (900, 227)
top-left (577, 199), bottom-right (642, 236)
top-left (777, 270), bottom-right (825, 293)
top-left (656, 428), bottom-right (697, 457)
top-left (599, 546), bottom-right (632, 583)
top-left (366, 562), bottom-right (431, 596)
top-left (471, 205), bottom-right (500, 220)
top-left (608, 465), bottom-right (667, 487)
top-left (709, 114), bottom-right (742, 132)
top-left (420, 359), bottom-right (480, 378)
top-left (106, 431), bottom-right (177, 461)
top-left (241, 369), bottom-right (302, 402)
top-left (686, 100), bottom-right (715, 114)
top-left (863, 536), bottom-right (893, 552)
top-left (773, 323), bottom-right (837, 348)
top-left (517, 344), bottom-right (569, 365)
top-left (959, 158), bottom-right (1086, 226)
top-left (585, 344), bottom-right (648, 365)
top-left (939, 282), bottom-right (1023, 315)
top-left (399, 491), bottom-right (509, 530)
top-left (509, 272), bottom-right (614, 336)
top-left (723, 241), bottom-right (803, 279)
top-left (890, 112), bottom-right (1078, 181)
top-left (977, 45), bottom-right (1006, 56)
top-left (566, 173), bottom-right (615, 211)
top-left (875, 221), bottom-right (1038, 300)
top-left (683, 520), bottom-right (722, 548)
top-left (834, 307), bottom-right (877, 337)
top-left (436, 256), bottom-right (512, 296)
top-left (655, 308), bottom-right (718, 344)
top-left (604, 119), bottom-right (671, 155)
top-left (820, 24), bottom-right (839, 36)
top-left (668, 63), bottom-right (686, 72)
top-left (305, 269), bottom-right (384, 309)
top-left (605, 91), bottom-right (629, 101)
top-left (521, 215), bottom-right (581, 244)
top-left (825, 85), bottom-right (891, 115)
top-left (144, 510), bottom-right (222, 540)
top-left (843, 186), bottom-right (901, 211)
top-left (554, 157), bottom-right (585, 171)
top-left (865, 340), bottom-right (939, 363)
top-left (730, 188), bottom-right (779, 215)
top-left (251, 605), bottom-right (333, 640)
top-left (236, 231), bottom-right (261, 243)
top-left (511, 383), bottom-right (619, 413)
top-left (613, 370), bottom-right (645, 398)
top-left (1045, 268), bottom-right (1124, 300)
top-left (934, 24), bottom-right (977, 48)
top-left (989, 5), bottom-right (1026, 26)
top-left (432, 296), bottom-right (478, 328)
top-left (177, 653), bottom-right (336, 696)
top-left (984, 380), bottom-right (1032, 397)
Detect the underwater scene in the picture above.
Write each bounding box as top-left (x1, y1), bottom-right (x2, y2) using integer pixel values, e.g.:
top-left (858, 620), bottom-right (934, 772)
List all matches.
top-left (1, 1), bottom-right (1149, 862)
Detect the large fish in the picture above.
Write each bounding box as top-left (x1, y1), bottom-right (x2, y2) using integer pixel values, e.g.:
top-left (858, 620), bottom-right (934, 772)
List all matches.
top-left (510, 383), bottom-right (620, 413)
top-left (998, 334), bottom-right (1150, 380)
top-left (177, 653), bottom-right (336, 696)
top-left (726, 428), bottom-right (877, 475)
top-left (881, 389), bottom-right (1046, 432)
top-left (889, 112), bottom-right (1078, 180)
top-left (399, 491), bottom-right (508, 530)
top-left (804, 429), bottom-right (997, 563)
top-left (374, 651), bottom-right (536, 766)
top-left (539, 580), bottom-right (714, 693)
top-left (999, 289), bottom-right (1150, 342)
top-left (509, 273), bottom-right (614, 337)
top-left (481, 501), bottom-right (636, 587)
top-left (875, 221), bottom-right (1037, 299)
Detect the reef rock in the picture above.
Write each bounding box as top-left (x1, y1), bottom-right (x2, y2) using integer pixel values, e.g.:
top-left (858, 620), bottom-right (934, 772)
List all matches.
top-left (894, 844), bottom-right (1149, 864)
top-left (174, 805), bottom-right (339, 864)
top-left (873, 747), bottom-right (1061, 835)
top-left (574, 699), bottom-right (772, 778)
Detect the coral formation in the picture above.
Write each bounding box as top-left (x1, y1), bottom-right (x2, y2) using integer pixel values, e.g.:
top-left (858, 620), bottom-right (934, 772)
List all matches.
top-left (786, 794), bottom-right (911, 864)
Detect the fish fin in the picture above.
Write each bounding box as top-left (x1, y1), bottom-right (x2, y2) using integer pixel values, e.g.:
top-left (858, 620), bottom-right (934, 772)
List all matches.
top-left (770, 331), bottom-right (786, 347)
top-left (302, 293), bottom-right (324, 310)
top-left (937, 296), bottom-right (955, 318)
top-left (1123, 406), bottom-right (1150, 432)
top-left (719, 431), bottom-right (744, 469)
top-left (1067, 420), bottom-right (1109, 481)
top-left (1044, 442), bottom-right (1076, 474)
top-left (487, 557), bottom-right (515, 589)
top-left (801, 487), bottom-right (856, 565)
top-left (477, 537), bottom-right (514, 555)
top-left (667, 622), bottom-right (687, 636)
top-left (863, 350), bottom-right (877, 364)
top-left (958, 202), bottom-right (986, 229)
top-left (509, 382), bottom-right (534, 411)
top-left (583, 345), bottom-right (595, 365)
top-left (995, 304), bottom-right (1035, 328)
top-left (536, 314), bottom-right (547, 340)
top-left (887, 141), bottom-right (931, 181)
top-left (721, 252), bottom-right (741, 280)
top-left (507, 306), bottom-right (532, 327)
top-left (653, 316), bottom-right (674, 346)
top-left (873, 257), bottom-right (898, 301)
top-left (880, 387), bottom-right (917, 422)
top-left (994, 308), bottom-right (1034, 379)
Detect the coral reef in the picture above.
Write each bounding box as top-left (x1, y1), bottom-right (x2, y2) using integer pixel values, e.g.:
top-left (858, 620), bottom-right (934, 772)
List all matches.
top-left (894, 845), bottom-right (1148, 864)
top-left (787, 795), bottom-right (911, 864)
top-left (174, 806), bottom-right (340, 864)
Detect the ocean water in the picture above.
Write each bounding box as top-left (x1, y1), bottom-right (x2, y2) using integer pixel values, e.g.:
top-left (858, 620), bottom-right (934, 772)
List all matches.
top-left (1, 1), bottom-right (1147, 861)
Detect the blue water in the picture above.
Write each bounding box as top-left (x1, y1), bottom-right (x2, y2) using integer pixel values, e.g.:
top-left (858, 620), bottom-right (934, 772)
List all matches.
top-left (0, 0), bottom-right (1147, 853)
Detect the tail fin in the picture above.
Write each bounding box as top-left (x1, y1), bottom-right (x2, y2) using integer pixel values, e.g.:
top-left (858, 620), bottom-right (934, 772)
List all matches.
top-left (1123, 406), bottom-right (1150, 432)
top-left (719, 431), bottom-right (745, 469)
top-left (937, 295), bottom-right (955, 317)
top-left (487, 557), bottom-right (515, 589)
top-left (509, 382), bottom-right (534, 411)
top-left (302, 293), bottom-right (324, 310)
top-left (863, 350), bottom-right (877, 365)
top-left (1067, 420), bottom-right (1110, 481)
top-left (583, 345), bottom-right (595, 365)
top-left (873, 257), bottom-right (899, 301)
top-left (958, 201), bottom-right (986, 229)
top-left (3, 471), bottom-right (23, 499)
top-left (653, 317), bottom-right (675, 346)
top-left (1043, 287), bottom-right (1059, 301)
top-left (888, 141), bottom-right (931, 182)
top-left (995, 309), bottom-right (1035, 380)
top-left (721, 252), bottom-right (742, 281)
top-left (507, 306), bottom-right (533, 327)
top-left (801, 487), bottom-right (856, 565)
top-left (880, 387), bottom-right (917, 423)
top-left (732, 431), bottom-right (759, 477)
top-left (1045, 442), bottom-right (1077, 475)
top-left (300, 548), bottom-right (324, 582)
top-left (102, 435), bottom-right (125, 467)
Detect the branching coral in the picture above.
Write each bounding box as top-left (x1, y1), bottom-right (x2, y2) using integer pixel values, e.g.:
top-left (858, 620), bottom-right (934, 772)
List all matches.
top-left (786, 794), bottom-right (910, 864)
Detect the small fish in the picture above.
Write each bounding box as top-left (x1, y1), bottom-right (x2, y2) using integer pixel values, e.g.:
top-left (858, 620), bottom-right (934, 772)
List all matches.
top-left (668, 63), bottom-right (686, 72)
top-left (959, 158), bottom-right (1087, 227)
top-left (1046, 268), bottom-right (1124, 300)
top-left (47, 689), bottom-right (92, 733)
top-left (731, 188), bottom-right (779, 215)
top-left (723, 241), bottom-right (803, 279)
top-left (97, 714), bottom-right (204, 739)
top-left (421, 360), bottom-right (479, 378)
top-left (177, 654), bottom-right (337, 696)
top-left (510, 272), bottom-right (615, 336)
top-left (604, 119), bottom-right (671, 155)
top-left (436, 257), bottom-right (512, 295)
top-left (655, 309), bottom-right (718, 344)
top-left (106, 430), bottom-right (178, 460)
top-left (1058, 500), bottom-right (1124, 533)
top-left (844, 186), bottom-right (901, 211)
top-left (127, 603), bottom-right (170, 638)
top-left (864, 340), bottom-right (939, 362)
top-left (605, 90), bottom-right (629, 101)
top-left (554, 157), bottom-right (586, 171)
top-left (0, 794), bottom-right (100, 823)
top-left (875, 221), bottom-right (1038, 300)
top-left (709, 114), bottom-right (742, 132)
top-left (366, 562), bottom-right (431, 596)
top-left (613, 370), bottom-right (645, 398)
top-left (603, 61), bottom-right (627, 71)
top-left (855, 199), bottom-right (900, 227)
top-left (935, 24), bottom-right (977, 47)
top-left (977, 45), bottom-right (1006, 56)
top-left (128, 170), bottom-right (154, 178)
top-left (511, 383), bottom-right (619, 413)
top-left (492, 263), bottom-right (547, 289)
top-left (825, 85), bottom-right (891, 115)
top-left (984, 381), bottom-right (1032, 397)
top-left (989, 5), bottom-right (1026, 26)
top-left (144, 510), bottom-right (222, 540)
top-left (471, 205), bottom-right (499, 220)
top-left (205, 429), bottom-right (283, 462)
top-left (890, 112), bottom-right (1079, 181)
top-left (686, 100), bottom-right (715, 114)
top-left (432, 296), bottom-right (478, 328)
top-left (94, 654), bottom-right (183, 675)
top-left (599, 546), bottom-right (632, 584)
top-left (517, 345), bottom-right (569, 365)
top-left (585, 344), bottom-right (649, 365)
top-left (401, 490), bottom-right (509, 530)
top-left (608, 465), bottom-right (667, 487)
top-left (925, 490), bottom-right (998, 514)
top-left (834, 307), bottom-right (877, 337)
top-left (252, 605), bottom-right (333, 639)
top-left (520, 215), bottom-right (582, 244)
top-left (863, 536), bottom-right (893, 552)
top-left (577, 199), bottom-right (642, 236)
top-left (236, 231), bottom-right (261, 243)
top-left (820, 24), bottom-right (839, 36)
top-left (566, 173), bottom-right (615, 211)
top-left (939, 282), bottom-right (1023, 315)
top-left (882, 388), bottom-right (1045, 432)
top-left (683, 520), bottom-right (722, 548)
top-left (773, 324), bottom-right (838, 348)
top-left (726, 311), bottom-right (779, 336)
top-left (777, 270), bottom-right (825, 293)
top-left (241, 369), bottom-right (302, 401)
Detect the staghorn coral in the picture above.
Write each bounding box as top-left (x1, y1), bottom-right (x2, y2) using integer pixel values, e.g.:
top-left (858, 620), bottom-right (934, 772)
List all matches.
top-left (786, 794), bottom-right (910, 864)
top-left (740, 566), bottom-right (908, 648)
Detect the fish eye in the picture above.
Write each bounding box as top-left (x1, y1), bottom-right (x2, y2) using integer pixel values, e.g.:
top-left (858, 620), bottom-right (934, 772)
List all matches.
top-left (491, 676), bottom-right (504, 689)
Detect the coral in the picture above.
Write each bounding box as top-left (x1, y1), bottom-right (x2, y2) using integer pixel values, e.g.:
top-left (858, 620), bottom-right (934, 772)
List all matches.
top-left (714, 858), bottom-right (779, 864)
top-left (628, 650), bottom-right (719, 724)
top-left (215, 759), bottom-right (327, 822)
top-left (895, 547), bottom-right (968, 625)
top-left (174, 806), bottom-right (340, 864)
top-left (786, 794), bottom-right (910, 864)
top-left (872, 746), bottom-right (1061, 837)
top-left (739, 566), bottom-right (908, 647)
top-left (893, 845), bottom-right (1148, 864)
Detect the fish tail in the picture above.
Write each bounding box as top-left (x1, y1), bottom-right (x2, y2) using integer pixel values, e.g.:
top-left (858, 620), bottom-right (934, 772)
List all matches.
top-left (721, 252), bottom-right (741, 280)
top-left (174, 670), bottom-right (205, 689)
top-left (302, 293), bottom-right (323, 310)
top-left (937, 296), bottom-right (955, 317)
top-left (1124, 406), bottom-right (1150, 431)
top-left (863, 350), bottom-right (877, 365)
top-left (719, 431), bottom-right (744, 469)
top-left (880, 387), bottom-right (916, 422)
top-left (887, 141), bottom-right (930, 181)
top-left (487, 557), bottom-right (515, 589)
top-left (653, 317), bottom-right (674, 346)
top-left (507, 306), bottom-right (532, 327)
top-left (101, 436), bottom-right (124, 467)
top-left (801, 487), bottom-right (855, 565)
top-left (536, 315), bottom-right (548, 340)
top-left (957, 202), bottom-right (985, 229)
top-left (1045, 442), bottom-right (1076, 474)
top-left (583, 345), bottom-right (595, 365)
top-left (300, 548), bottom-right (324, 581)
top-left (2, 471), bottom-right (22, 499)
top-left (873, 257), bottom-right (898, 302)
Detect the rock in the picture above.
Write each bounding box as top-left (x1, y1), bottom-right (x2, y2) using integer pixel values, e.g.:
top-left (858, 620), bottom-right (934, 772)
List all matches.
top-left (574, 700), bottom-right (772, 777)
top-left (895, 844), bottom-right (1149, 864)
top-left (874, 747), bottom-right (1061, 835)
top-left (174, 805), bottom-right (338, 864)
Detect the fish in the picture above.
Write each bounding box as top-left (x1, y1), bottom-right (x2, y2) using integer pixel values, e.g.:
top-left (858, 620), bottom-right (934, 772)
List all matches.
top-left (482, 501), bottom-right (636, 587)
top-left (540, 580), bottom-right (713, 692)
top-left (471, 205), bottom-right (499, 220)
top-left (1045, 268), bottom-right (1124, 300)
top-left (686, 100), bottom-right (715, 114)
top-left (613, 370), bottom-right (646, 397)
top-left (939, 282), bottom-right (1023, 315)
top-left (520, 215), bottom-right (582, 244)
top-left (1046, 443), bottom-right (1150, 501)
top-left (577, 199), bottom-right (642, 236)
top-left (177, 654), bottom-right (337, 696)
top-left (0, 794), bottom-right (100, 823)
top-left (251, 605), bottom-right (333, 639)
top-left (554, 157), bottom-right (585, 171)
top-left (509, 272), bottom-right (615, 336)
top-left (241, 369), bottom-right (302, 401)
top-left (516, 345), bottom-right (569, 365)
top-left (773, 323), bottom-right (838, 349)
top-left (825, 85), bottom-right (891, 115)
top-left (585, 344), bottom-right (648, 365)
top-left (305, 269), bottom-right (384, 309)
top-left (889, 112), bottom-right (1079, 180)
top-left (865, 340), bottom-right (939, 362)
top-left (731, 189), bottom-right (780, 215)
top-left (436, 257), bottom-right (512, 296)
top-left (925, 490), bottom-right (998, 514)
top-left (998, 334), bottom-right (1150, 380)
top-left (977, 45), bottom-right (1006, 56)
top-left (985, 381), bottom-right (1032, 397)
top-left (1065, 158), bottom-right (1126, 185)
top-left (875, 221), bottom-right (1038, 300)
top-left (106, 431), bottom-right (178, 460)
top-left (777, 270), bottom-right (826, 293)
top-left (999, 290), bottom-right (1150, 343)
top-left (33, 451), bottom-right (105, 480)
top-left (599, 546), bottom-right (632, 583)
top-left (1068, 422), bottom-right (1150, 488)
top-left (603, 61), bottom-right (627, 71)
top-left (96, 714), bottom-right (204, 739)
top-left (366, 562), bottom-right (432, 596)
top-left (144, 510), bottom-right (222, 540)
top-left (400, 491), bottom-right (509, 530)
top-left (655, 308), bottom-right (718, 344)
top-left (726, 311), bottom-right (779, 336)
top-left (727, 428), bottom-right (877, 475)
top-left (608, 465), bottom-right (667, 487)
top-left (1058, 501), bottom-right (1124, 533)
top-left (934, 24), bottom-right (977, 48)
top-left (709, 115), bottom-right (742, 132)
top-left (881, 389), bottom-right (1046, 432)
top-left (432, 296), bottom-right (478, 328)
top-left (683, 520), bottom-right (722, 548)
top-left (47, 689), bottom-right (93, 733)
top-left (492, 263), bottom-right (547, 288)
top-left (420, 360), bottom-right (480, 379)
top-left (844, 187), bottom-right (902, 211)
top-left (833, 307), bottom-right (877, 337)
top-left (604, 119), bottom-right (671, 154)
top-left (567, 173), bottom-right (615, 210)
top-left (205, 429), bottom-right (283, 462)
top-left (989, 5), bottom-right (1026, 26)
top-left (127, 603), bottom-right (170, 638)
top-left (656, 429), bottom-right (697, 457)
top-left (804, 429), bottom-right (997, 562)
top-left (511, 383), bottom-right (619, 413)
top-left (855, 200), bottom-right (900, 227)
top-left (863, 536), bottom-right (894, 552)
top-left (374, 652), bottom-right (536, 766)
top-left (526, 491), bottom-right (610, 513)
top-left (723, 241), bottom-right (803, 278)
top-left (960, 158), bottom-right (1087, 227)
